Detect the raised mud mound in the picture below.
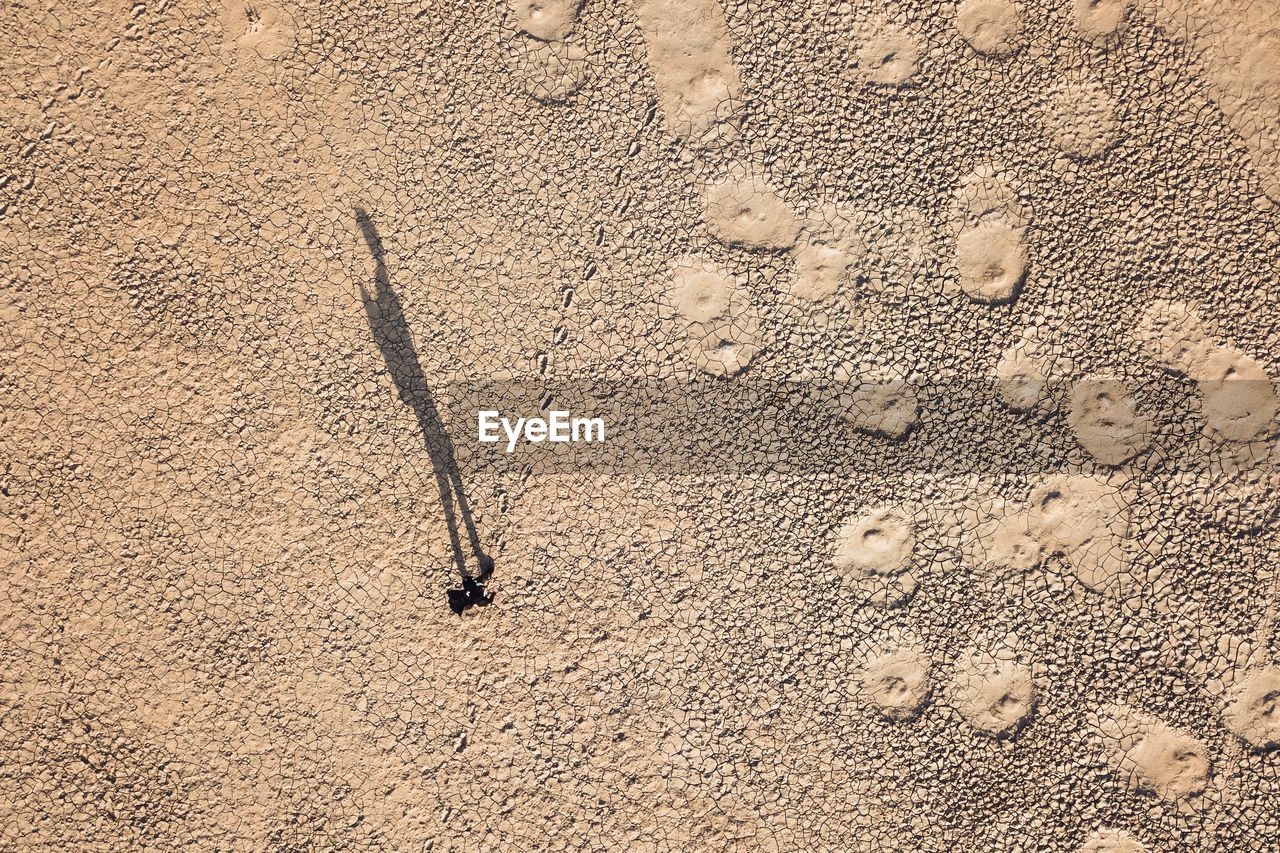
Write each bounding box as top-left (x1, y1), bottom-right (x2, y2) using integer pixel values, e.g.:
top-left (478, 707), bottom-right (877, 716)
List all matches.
top-left (2, 0), bottom-right (1279, 849)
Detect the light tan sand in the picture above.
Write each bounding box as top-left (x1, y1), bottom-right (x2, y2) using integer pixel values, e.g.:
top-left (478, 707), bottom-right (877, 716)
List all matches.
top-left (3, 0), bottom-right (1280, 848)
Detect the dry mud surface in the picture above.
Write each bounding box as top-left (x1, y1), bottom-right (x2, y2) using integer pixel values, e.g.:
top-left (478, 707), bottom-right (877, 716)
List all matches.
top-left (3, 0), bottom-right (1280, 849)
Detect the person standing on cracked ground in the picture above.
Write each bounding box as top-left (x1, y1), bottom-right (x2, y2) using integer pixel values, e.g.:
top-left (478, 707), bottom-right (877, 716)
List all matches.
top-left (449, 554), bottom-right (495, 615)
top-left (353, 207), bottom-right (495, 614)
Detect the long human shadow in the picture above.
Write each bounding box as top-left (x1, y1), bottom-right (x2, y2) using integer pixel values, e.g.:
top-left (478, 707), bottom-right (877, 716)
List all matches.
top-left (354, 208), bottom-right (493, 613)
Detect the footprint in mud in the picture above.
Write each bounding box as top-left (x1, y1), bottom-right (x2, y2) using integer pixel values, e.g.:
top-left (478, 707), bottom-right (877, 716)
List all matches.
top-left (222, 0), bottom-right (294, 60)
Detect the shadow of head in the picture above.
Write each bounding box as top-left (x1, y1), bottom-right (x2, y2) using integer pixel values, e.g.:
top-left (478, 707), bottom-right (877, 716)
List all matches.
top-left (353, 206), bottom-right (391, 302)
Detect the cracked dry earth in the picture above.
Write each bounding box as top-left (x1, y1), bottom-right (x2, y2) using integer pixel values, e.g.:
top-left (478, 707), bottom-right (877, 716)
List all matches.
top-left (3, 0), bottom-right (1280, 849)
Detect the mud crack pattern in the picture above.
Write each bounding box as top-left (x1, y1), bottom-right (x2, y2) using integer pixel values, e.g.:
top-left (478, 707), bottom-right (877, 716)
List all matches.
top-left (2, 0), bottom-right (1280, 849)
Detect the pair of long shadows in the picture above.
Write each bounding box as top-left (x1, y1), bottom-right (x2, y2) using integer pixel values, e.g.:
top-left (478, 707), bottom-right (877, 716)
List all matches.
top-left (354, 208), bottom-right (493, 614)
